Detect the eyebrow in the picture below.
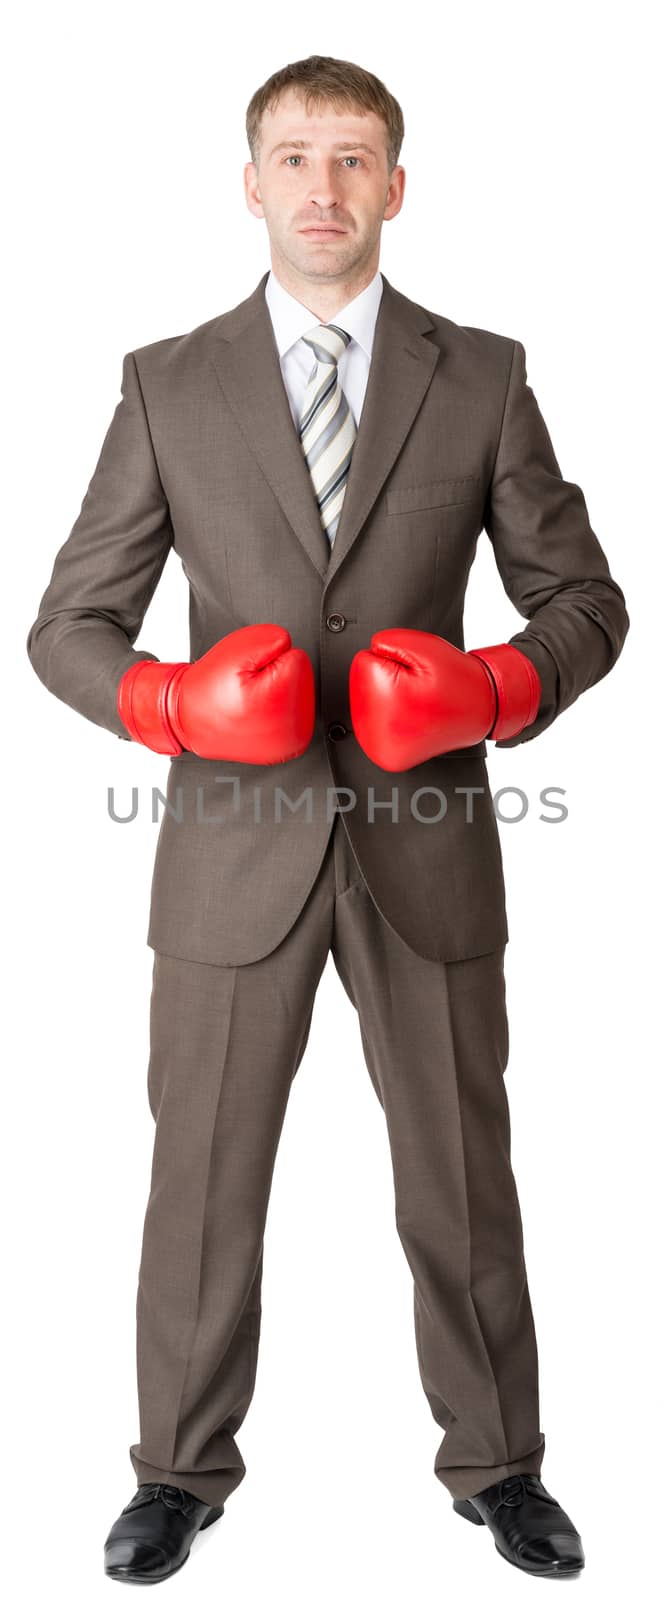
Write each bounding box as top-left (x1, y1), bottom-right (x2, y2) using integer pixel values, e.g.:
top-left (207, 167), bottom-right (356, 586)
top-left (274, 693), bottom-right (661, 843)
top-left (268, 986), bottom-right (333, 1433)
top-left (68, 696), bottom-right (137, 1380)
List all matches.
top-left (269, 139), bottom-right (377, 159)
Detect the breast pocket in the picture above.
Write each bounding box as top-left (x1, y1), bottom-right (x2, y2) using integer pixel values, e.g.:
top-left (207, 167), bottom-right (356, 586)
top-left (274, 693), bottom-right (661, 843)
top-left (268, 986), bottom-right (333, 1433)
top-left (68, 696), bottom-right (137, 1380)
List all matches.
top-left (385, 476), bottom-right (482, 515)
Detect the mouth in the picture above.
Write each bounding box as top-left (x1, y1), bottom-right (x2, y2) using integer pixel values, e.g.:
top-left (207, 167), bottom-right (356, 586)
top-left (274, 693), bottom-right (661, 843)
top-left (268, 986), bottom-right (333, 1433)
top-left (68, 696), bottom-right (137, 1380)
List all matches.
top-left (299, 227), bottom-right (347, 238)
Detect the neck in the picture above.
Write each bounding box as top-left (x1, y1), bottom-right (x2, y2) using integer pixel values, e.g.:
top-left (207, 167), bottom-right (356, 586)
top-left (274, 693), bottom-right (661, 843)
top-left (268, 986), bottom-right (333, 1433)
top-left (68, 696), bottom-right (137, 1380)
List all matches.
top-left (269, 253), bottom-right (379, 322)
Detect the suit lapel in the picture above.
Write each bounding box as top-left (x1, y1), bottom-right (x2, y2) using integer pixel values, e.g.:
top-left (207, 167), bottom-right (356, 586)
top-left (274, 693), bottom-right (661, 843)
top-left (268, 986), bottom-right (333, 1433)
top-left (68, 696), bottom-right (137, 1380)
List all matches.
top-left (207, 269), bottom-right (440, 586)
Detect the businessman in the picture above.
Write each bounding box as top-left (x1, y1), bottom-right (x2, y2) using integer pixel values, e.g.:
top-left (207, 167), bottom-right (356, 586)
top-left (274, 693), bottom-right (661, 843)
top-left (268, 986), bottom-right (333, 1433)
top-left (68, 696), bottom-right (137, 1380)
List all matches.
top-left (27, 54), bottom-right (629, 1584)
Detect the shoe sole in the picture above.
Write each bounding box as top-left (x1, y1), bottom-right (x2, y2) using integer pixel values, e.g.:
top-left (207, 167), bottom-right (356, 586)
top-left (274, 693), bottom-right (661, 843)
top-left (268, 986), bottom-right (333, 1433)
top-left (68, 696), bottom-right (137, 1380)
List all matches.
top-left (105, 1505), bottom-right (223, 1584)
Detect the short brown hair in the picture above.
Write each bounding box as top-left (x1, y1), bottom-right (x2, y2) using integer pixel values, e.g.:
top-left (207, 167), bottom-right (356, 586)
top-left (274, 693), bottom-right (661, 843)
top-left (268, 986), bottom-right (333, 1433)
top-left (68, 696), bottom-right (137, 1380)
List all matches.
top-left (246, 54), bottom-right (405, 177)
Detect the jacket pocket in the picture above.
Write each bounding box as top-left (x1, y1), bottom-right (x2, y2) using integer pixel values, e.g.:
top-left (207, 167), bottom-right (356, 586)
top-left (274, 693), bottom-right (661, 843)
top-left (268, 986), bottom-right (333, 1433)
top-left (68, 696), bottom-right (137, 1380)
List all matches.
top-left (386, 476), bottom-right (481, 515)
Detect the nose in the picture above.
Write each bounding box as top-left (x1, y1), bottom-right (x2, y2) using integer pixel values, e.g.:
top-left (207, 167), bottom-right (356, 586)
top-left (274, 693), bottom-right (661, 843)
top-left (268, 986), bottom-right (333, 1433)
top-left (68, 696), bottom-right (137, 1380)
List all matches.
top-left (302, 161), bottom-right (345, 211)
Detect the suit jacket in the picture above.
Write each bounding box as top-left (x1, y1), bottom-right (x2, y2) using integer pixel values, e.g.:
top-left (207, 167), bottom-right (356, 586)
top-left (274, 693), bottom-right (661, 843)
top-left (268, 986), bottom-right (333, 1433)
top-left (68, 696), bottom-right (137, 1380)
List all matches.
top-left (26, 270), bottom-right (630, 966)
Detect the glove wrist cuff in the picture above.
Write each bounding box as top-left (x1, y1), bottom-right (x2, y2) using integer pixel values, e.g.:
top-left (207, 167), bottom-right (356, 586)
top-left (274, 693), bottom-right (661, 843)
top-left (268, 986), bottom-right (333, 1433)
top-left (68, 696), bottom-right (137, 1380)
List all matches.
top-left (468, 643), bottom-right (542, 740)
top-left (163, 664), bottom-right (191, 750)
top-left (117, 661), bottom-right (187, 755)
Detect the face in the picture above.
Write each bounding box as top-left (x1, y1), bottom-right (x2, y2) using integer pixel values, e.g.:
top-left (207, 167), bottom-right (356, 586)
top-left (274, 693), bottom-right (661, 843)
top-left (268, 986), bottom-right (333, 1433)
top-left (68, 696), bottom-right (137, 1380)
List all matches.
top-left (244, 87), bottom-right (405, 289)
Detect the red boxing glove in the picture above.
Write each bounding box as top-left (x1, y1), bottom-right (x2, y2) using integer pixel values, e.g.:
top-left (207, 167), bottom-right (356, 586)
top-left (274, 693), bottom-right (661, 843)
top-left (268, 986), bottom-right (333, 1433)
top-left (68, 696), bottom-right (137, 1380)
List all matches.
top-left (349, 628), bottom-right (541, 772)
top-left (117, 623), bottom-right (315, 762)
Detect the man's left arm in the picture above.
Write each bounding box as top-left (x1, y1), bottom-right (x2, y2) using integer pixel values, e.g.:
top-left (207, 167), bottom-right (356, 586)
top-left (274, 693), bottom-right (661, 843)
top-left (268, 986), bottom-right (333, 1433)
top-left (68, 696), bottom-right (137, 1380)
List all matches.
top-left (483, 337), bottom-right (630, 748)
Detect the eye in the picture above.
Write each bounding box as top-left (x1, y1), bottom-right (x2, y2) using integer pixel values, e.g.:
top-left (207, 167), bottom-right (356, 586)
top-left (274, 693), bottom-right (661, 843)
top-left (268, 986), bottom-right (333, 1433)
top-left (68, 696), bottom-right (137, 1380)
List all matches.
top-left (283, 155), bottom-right (363, 168)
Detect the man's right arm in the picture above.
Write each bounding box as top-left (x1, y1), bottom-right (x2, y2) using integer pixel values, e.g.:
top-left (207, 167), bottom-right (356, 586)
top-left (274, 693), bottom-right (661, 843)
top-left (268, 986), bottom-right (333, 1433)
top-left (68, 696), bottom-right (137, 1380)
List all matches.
top-left (26, 349), bottom-right (172, 740)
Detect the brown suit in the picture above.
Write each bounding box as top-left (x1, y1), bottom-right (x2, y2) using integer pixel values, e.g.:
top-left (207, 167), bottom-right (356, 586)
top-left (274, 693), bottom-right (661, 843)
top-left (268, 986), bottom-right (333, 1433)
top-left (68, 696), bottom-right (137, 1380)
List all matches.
top-left (27, 270), bottom-right (629, 966)
top-left (26, 271), bottom-right (629, 1505)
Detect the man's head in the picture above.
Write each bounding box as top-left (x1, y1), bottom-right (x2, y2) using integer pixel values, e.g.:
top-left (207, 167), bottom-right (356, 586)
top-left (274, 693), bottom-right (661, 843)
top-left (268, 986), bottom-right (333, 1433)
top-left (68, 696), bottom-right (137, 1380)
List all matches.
top-left (244, 55), bottom-right (405, 306)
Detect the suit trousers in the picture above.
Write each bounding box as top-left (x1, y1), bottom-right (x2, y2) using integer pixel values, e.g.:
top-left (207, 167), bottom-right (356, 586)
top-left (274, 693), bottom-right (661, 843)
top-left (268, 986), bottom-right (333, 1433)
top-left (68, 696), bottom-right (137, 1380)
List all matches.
top-left (129, 812), bottom-right (545, 1506)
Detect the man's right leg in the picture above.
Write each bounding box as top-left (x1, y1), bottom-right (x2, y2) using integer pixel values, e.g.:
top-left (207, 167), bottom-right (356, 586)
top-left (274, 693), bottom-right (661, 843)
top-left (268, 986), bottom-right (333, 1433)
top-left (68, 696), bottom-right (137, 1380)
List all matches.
top-left (127, 840), bottom-right (336, 1511)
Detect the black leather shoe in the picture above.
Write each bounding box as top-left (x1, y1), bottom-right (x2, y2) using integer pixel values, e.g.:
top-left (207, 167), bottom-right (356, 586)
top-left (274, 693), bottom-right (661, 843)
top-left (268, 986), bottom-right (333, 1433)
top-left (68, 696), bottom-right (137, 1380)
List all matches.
top-left (453, 1473), bottom-right (585, 1577)
top-left (104, 1482), bottom-right (224, 1583)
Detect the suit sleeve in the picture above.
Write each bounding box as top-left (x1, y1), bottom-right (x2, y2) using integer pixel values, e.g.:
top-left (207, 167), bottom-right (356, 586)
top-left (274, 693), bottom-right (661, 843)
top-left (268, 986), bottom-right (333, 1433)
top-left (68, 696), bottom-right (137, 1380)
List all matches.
top-left (26, 350), bottom-right (174, 739)
top-left (482, 338), bottom-right (630, 747)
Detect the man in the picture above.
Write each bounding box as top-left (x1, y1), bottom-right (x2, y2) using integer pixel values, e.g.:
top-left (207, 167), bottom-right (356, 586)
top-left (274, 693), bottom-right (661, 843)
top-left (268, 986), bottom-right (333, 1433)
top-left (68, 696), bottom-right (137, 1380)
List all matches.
top-left (26, 54), bottom-right (629, 1584)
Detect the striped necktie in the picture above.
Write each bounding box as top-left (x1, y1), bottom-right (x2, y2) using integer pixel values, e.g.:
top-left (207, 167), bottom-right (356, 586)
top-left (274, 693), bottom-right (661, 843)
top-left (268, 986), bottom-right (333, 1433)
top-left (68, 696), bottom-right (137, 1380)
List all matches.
top-left (298, 322), bottom-right (357, 548)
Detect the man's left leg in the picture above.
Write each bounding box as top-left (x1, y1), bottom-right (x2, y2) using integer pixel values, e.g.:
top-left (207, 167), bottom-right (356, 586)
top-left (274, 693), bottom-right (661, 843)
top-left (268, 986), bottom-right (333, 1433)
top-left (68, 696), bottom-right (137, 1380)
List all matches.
top-left (329, 820), bottom-right (584, 1576)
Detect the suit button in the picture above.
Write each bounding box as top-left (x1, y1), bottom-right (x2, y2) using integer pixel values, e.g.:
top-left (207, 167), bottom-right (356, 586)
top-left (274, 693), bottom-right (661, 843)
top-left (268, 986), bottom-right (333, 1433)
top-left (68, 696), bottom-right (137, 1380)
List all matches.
top-left (326, 612), bottom-right (346, 632)
top-left (328, 722), bottom-right (348, 741)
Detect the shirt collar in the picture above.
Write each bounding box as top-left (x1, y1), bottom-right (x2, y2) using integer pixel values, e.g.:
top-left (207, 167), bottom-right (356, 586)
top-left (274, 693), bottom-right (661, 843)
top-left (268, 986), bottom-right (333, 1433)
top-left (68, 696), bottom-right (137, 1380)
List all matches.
top-left (265, 267), bottom-right (384, 361)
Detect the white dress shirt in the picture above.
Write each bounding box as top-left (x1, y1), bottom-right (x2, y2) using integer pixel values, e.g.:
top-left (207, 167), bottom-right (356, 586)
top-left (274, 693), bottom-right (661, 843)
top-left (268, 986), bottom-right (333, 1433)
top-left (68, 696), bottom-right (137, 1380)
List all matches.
top-left (264, 267), bottom-right (384, 432)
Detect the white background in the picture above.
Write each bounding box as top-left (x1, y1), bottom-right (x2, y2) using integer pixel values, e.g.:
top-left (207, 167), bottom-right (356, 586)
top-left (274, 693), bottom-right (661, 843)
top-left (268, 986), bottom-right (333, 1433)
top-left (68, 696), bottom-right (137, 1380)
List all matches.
top-left (5, 2), bottom-right (664, 1594)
